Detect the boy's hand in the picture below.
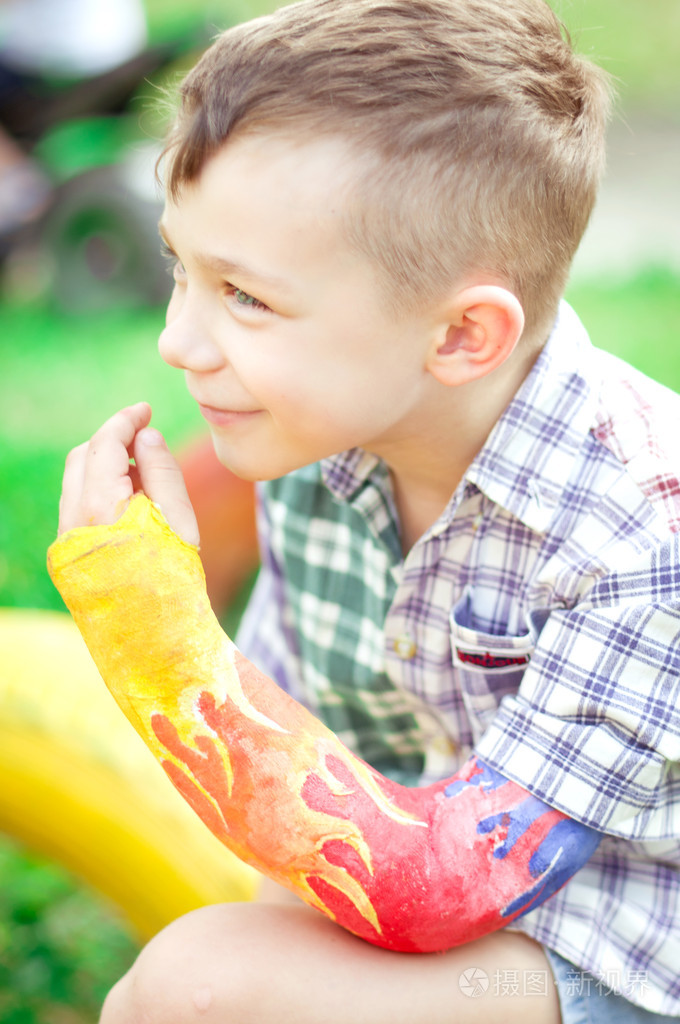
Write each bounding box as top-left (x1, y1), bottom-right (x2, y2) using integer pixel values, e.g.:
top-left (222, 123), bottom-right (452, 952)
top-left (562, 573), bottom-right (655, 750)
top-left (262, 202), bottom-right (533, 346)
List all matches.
top-left (58, 402), bottom-right (200, 546)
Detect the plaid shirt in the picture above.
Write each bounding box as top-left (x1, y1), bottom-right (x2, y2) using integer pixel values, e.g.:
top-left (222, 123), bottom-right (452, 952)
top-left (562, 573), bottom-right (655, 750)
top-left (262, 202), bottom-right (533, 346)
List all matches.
top-left (237, 302), bottom-right (680, 1015)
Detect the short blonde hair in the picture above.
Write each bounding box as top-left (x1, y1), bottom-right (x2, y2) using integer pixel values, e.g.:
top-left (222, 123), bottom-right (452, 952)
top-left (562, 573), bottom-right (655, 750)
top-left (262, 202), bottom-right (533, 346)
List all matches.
top-left (163, 0), bottom-right (612, 339)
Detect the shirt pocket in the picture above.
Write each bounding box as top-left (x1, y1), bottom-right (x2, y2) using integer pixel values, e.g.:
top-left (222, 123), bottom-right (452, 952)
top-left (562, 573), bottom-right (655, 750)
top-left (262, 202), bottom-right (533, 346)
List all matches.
top-left (450, 591), bottom-right (534, 745)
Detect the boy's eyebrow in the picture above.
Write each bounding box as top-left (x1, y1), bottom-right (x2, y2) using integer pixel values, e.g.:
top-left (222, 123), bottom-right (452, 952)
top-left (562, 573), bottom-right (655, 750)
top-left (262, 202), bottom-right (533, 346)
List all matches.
top-left (158, 222), bottom-right (292, 292)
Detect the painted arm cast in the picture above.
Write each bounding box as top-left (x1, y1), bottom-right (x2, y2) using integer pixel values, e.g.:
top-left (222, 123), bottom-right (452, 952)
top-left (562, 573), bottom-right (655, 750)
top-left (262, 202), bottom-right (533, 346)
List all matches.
top-left (47, 494), bottom-right (600, 953)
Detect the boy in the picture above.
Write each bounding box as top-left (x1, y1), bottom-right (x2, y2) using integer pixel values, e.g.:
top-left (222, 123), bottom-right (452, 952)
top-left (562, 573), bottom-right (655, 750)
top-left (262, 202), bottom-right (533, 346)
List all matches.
top-left (49, 0), bottom-right (680, 1021)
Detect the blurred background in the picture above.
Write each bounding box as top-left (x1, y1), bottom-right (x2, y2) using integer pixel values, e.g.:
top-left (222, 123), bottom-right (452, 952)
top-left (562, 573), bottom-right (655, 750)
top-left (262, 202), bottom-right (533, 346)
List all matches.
top-left (0, 0), bottom-right (678, 1019)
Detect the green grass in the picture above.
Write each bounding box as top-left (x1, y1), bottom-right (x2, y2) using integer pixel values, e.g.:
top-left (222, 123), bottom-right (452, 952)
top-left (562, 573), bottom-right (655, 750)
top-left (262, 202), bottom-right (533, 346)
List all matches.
top-left (0, 302), bottom-right (203, 611)
top-left (1, 304), bottom-right (201, 455)
top-left (0, 838), bottom-right (138, 1024)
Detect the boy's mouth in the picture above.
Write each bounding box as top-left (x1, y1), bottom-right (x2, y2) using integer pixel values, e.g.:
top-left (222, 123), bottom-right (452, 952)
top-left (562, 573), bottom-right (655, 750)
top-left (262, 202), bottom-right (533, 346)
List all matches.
top-left (198, 403), bottom-right (263, 428)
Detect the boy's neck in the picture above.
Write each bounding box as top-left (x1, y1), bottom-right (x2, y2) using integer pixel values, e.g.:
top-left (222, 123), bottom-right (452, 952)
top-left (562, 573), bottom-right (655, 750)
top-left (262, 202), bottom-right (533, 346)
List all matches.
top-left (378, 340), bottom-right (540, 555)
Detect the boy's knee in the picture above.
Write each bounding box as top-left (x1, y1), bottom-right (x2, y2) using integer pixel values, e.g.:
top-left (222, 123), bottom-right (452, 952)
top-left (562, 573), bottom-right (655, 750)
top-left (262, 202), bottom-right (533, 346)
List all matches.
top-left (99, 902), bottom-right (281, 1024)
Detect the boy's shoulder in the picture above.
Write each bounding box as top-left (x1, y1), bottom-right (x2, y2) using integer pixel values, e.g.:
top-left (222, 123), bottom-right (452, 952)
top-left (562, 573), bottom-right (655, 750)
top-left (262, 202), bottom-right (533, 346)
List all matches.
top-left (504, 301), bottom-right (679, 534)
top-left (592, 344), bottom-right (679, 451)
top-left (590, 346), bottom-right (680, 533)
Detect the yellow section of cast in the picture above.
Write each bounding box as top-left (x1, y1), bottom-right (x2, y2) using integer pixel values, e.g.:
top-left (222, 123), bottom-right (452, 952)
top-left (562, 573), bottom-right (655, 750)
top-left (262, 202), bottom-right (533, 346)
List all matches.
top-left (0, 607), bottom-right (258, 941)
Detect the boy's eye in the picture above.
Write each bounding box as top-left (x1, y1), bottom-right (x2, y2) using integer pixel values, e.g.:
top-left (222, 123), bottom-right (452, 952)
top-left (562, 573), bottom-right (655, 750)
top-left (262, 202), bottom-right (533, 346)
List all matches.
top-left (232, 288), bottom-right (269, 313)
top-left (159, 239), bottom-right (270, 313)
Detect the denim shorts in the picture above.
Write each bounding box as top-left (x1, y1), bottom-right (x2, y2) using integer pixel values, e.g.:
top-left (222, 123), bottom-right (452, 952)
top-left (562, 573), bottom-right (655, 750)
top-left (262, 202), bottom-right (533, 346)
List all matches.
top-left (545, 949), bottom-right (679, 1024)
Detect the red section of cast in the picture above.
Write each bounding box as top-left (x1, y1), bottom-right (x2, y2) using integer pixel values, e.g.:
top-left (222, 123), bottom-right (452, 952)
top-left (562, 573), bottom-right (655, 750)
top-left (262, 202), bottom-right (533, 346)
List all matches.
top-left (151, 651), bottom-right (565, 953)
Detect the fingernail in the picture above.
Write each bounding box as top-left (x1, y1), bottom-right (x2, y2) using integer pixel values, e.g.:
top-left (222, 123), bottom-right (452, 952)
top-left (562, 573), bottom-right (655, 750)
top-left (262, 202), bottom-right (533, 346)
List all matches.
top-left (139, 428), bottom-right (165, 446)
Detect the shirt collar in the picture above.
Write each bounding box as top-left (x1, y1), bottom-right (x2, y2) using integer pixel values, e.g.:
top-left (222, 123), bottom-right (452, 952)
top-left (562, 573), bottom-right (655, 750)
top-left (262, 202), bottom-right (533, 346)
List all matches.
top-left (321, 446), bottom-right (383, 502)
top-left (322, 302), bottom-right (599, 534)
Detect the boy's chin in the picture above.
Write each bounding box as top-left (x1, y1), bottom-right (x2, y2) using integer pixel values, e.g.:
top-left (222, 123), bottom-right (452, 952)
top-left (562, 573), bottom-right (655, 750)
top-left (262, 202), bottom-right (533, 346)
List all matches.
top-left (210, 439), bottom-right (308, 483)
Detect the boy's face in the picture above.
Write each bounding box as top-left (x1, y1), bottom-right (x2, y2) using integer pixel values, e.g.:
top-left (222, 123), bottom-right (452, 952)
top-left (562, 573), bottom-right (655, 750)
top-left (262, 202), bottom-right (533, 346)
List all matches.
top-left (159, 132), bottom-right (439, 481)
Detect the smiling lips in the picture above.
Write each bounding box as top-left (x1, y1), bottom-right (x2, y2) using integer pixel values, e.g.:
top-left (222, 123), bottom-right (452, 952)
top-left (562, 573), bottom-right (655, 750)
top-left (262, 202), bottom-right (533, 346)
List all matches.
top-left (198, 403), bottom-right (262, 427)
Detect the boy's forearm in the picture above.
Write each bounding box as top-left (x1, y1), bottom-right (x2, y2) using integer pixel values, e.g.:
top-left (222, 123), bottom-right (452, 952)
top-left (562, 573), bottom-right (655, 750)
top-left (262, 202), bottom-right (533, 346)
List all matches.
top-left (47, 494), bottom-right (599, 953)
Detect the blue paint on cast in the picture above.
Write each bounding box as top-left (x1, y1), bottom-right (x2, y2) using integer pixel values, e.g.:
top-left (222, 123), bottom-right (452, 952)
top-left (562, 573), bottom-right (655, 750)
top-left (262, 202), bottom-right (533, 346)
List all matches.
top-left (444, 757), bottom-right (601, 921)
top-left (444, 757), bottom-right (508, 799)
top-left (501, 812), bottom-right (601, 919)
top-left (477, 794), bottom-right (548, 858)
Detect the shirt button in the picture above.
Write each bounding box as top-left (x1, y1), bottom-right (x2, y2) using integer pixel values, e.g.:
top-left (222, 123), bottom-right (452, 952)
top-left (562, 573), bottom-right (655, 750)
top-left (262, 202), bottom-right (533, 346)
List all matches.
top-left (393, 635), bottom-right (417, 660)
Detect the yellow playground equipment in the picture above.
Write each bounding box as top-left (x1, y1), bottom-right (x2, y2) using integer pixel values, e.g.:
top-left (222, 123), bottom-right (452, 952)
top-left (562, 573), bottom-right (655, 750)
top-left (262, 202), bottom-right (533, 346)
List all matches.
top-left (0, 606), bottom-right (259, 940)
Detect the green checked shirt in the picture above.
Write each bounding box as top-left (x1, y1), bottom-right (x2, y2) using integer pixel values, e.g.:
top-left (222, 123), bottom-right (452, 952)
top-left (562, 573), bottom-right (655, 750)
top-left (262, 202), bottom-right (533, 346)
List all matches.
top-left (237, 302), bottom-right (680, 1015)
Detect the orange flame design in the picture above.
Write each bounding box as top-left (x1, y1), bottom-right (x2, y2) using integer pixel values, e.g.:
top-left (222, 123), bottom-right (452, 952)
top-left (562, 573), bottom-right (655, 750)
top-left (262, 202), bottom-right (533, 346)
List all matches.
top-left (148, 642), bottom-right (427, 937)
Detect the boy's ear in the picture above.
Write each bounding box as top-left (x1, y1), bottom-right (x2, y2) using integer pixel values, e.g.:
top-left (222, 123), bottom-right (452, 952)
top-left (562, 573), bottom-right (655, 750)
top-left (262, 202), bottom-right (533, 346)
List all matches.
top-left (426, 285), bottom-right (525, 387)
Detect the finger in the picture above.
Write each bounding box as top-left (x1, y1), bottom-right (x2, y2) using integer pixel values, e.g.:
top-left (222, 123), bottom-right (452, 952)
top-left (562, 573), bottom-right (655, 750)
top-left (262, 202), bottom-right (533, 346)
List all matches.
top-left (80, 403), bottom-right (153, 526)
top-left (88, 402), bottom-right (152, 469)
top-left (133, 428), bottom-right (200, 547)
top-left (58, 441), bottom-right (89, 535)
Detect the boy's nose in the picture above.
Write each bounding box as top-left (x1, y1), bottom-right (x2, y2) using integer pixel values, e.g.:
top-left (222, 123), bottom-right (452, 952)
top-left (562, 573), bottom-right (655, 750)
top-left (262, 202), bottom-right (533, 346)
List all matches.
top-left (158, 297), bottom-right (225, 374)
